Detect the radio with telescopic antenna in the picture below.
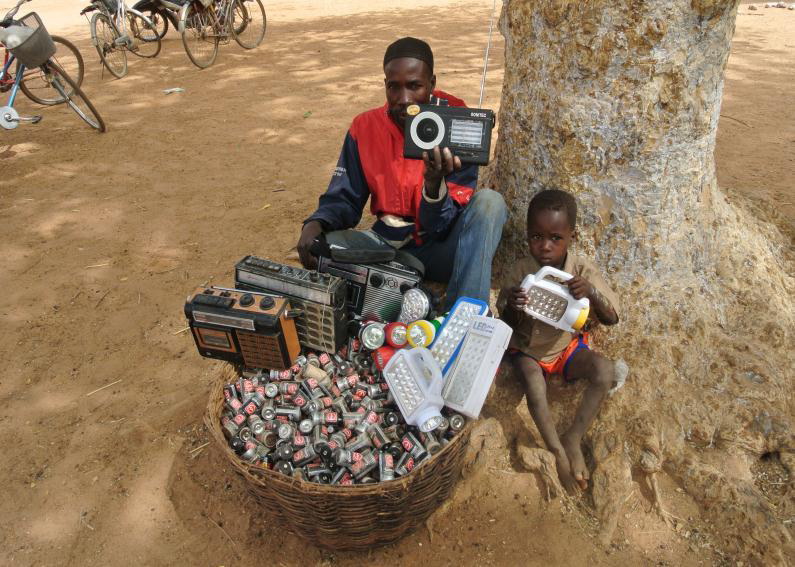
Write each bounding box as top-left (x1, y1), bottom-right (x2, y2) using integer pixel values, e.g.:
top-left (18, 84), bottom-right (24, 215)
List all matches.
top-left (403, 0), bottom-right (499, 165)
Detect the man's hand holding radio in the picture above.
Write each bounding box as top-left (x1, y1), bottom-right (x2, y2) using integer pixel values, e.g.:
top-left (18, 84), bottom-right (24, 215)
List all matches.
top-left (298, 220), bottom-right (323, 269)
top-left (422, 146), bottom-right (462, 200)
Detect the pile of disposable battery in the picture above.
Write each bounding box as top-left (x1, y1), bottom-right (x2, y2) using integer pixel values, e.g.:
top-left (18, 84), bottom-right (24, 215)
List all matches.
top-left (220, 350), bottom-right (467, 485)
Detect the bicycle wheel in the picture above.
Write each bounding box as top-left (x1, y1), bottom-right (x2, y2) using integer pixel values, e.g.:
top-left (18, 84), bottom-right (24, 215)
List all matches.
top-left (232, 0), bottom-right (265, 49)
top-left (141, 8), bottom-right (169, 39)
top-left (91, 11), bottom-right (128, 79)
top-left (125, 9), bottom-right (162, 58)
top-left (180, 2), bottom-right (219, 69)
top-left (46, 62), bottom-right (106, 132)
top-left (19, 36), bottom-right (85, 105)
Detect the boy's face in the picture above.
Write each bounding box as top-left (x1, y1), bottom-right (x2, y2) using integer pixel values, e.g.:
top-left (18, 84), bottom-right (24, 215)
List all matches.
top-left (526, 209), bottom-right (573, 268)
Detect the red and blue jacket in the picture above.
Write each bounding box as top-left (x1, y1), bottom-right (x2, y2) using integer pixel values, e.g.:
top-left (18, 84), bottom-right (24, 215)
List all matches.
top-left (305, 91), bottom-right (479, 246)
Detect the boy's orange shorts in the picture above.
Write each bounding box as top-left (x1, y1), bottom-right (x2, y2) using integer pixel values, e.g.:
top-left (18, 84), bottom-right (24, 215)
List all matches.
top-left (508, 333), bottom-right (590, 379)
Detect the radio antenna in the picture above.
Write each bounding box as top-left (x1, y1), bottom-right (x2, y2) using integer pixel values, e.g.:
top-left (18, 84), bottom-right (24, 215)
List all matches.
top-left (478, 0), bottom-right (498, 108)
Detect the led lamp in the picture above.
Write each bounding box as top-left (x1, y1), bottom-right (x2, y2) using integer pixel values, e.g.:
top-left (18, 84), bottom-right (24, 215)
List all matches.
top-left (442, 315), bottom-right (513, 418)
top-left (373, 345), bottom-right (396, 371)
top-left (359, 322), bottom-right (386, 350)
top-left (407, 320), bottom-right (436, 348)
top-left (429, 297), bottom-right (489, 376)
top-left (397, 287), bottom-right (431, 324)
top-left (519, 267), bottom-right (590, 333)
top-left (382, 347), bottom-right (445, 432)
top-left (384, 322), bottom-right (408, 348)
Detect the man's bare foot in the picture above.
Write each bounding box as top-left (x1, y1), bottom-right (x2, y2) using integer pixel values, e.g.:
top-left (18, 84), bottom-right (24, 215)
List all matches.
top-left (562, 432), bottom-right (589, 490)
top-left (552, 449), bottom-right (580, 494)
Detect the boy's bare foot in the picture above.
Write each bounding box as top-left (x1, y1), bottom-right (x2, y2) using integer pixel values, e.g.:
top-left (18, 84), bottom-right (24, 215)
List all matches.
top-left (553, 449), bottom-right (580, 494)
top-left (562, 432), bottom-right (589, 490)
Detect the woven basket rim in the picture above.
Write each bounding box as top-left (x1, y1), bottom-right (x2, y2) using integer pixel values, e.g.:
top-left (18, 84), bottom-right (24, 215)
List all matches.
top-left (206, 363), bottom-right (472, 494)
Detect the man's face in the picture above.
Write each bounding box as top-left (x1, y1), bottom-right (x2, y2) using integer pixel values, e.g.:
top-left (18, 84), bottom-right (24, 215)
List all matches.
top-left (384, 57), bottom-right (436, 129)
top-left (526, 209), bottom-right (574, 268)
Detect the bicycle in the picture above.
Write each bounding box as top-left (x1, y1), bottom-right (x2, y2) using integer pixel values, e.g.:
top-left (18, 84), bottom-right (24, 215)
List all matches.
top-left (178, 0), bottom-right (266, 69)
top-left (1, 32), bottom-right (84, 105)
top-left (0, 0), bottom-right (105, 131)
top-left (81, 0), bottom-right (162, 79)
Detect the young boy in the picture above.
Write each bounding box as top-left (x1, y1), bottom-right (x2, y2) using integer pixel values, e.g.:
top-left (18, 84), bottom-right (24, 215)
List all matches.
top-left (497, 189), bottom-right (620, 494)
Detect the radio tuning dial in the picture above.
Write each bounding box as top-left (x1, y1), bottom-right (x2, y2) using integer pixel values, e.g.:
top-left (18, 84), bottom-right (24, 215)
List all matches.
top-left (370, 273), bottom-right (384, 288)
top-left (239, 293), bottom-right (255, 307)
top-left (259, 296), bottom-right (275, 310)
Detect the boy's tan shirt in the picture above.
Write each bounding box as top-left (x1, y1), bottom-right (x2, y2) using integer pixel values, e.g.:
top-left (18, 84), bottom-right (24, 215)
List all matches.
top-left (496, 252), bottom-right (620, 362)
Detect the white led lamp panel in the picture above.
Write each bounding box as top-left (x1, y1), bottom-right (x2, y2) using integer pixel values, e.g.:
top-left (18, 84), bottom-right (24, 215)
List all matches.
top-left (382, 347), bottom-right (444, 429)
top-left (442, 316), bottom-right (512, 418)
top-left (429, 297), bottom-right (489, 376)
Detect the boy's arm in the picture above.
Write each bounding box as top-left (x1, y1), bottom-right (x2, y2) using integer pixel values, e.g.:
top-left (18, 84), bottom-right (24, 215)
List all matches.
top-left (589, 287), bottom-right (618, 325)
top-left (567, 273), bottom-right (619, 326)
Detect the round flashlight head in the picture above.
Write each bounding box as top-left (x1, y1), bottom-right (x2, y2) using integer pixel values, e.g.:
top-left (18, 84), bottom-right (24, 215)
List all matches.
top-left (359, 322), bottom-right (386, 350)
top-left (420, 415), bottom-right (446, 433)
top-left (397, 288), bottom-right (431, 324)
top-left (406, 320), bottom-right (436, 348)
top-left (384, 322), bottom-right (408, 348)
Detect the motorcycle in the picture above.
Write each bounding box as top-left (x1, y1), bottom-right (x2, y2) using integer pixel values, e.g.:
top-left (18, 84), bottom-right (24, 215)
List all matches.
top-left (130, 0), bottom-right (185, 39)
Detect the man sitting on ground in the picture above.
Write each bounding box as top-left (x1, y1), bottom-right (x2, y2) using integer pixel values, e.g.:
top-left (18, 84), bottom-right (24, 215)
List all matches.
top-left (296, 36), bottom-right (507, 309)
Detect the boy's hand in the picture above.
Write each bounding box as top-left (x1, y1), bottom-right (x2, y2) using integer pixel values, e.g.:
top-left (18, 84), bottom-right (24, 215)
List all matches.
top-left (507, 286), bottom-right (529, 311)
top-left (565, 275), bottom-right (594, 301)
top-left (566, 274), bottom-right (619, 326)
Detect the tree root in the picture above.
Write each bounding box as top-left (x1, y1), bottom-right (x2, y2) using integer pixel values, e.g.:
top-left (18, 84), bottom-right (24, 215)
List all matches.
top-left (646, 471), bottom-right (682, 528)
top-left (639, 441), bottom-right (682, 528)
top-left (517, 446), bottom-right (566, 501)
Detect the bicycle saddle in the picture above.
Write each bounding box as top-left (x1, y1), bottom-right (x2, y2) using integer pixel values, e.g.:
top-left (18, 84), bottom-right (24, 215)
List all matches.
top-left (159, 0), bottom-right (187, 9)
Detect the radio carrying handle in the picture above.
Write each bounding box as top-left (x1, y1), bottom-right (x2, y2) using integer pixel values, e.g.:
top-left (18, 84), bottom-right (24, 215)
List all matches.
top-left (310, 235), bottom-right (426, 278)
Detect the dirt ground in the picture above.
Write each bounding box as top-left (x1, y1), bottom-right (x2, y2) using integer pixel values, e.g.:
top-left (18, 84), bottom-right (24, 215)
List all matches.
top-left (0, 1), bottom-right (792, 565)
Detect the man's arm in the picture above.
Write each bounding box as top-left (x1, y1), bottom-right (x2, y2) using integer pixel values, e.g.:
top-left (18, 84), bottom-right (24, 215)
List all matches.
top-left (298, 132), bottom-right (370, 268)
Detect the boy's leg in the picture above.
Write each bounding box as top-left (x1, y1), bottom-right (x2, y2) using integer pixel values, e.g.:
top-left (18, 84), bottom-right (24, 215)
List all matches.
top-left (510, 354), bottom-right (580, 494)
top-left (561, 349), bottom-right (615, 490)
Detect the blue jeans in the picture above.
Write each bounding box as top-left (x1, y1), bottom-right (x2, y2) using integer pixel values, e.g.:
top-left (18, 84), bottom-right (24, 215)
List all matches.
top-left (325, 189), bottom-right (508, 310)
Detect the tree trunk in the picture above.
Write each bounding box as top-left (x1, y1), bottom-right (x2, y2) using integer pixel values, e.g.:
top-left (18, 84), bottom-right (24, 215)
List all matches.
top-left (489, 0), bottom-right (794, 561)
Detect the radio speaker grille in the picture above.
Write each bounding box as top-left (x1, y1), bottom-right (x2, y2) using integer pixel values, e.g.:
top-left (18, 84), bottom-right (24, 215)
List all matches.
top-left (237, 331), bottom-right (285, 369)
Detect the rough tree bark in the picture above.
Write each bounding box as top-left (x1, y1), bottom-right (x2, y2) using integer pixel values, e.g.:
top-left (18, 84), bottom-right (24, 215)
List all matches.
top-left (487, 0), bottom-right (794, 562)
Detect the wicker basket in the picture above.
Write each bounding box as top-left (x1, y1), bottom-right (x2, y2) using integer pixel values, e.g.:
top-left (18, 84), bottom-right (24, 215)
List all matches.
top-left (205, 364), bottom-right (471, 550)
top-left (9, 13), bottom-right (56, 68)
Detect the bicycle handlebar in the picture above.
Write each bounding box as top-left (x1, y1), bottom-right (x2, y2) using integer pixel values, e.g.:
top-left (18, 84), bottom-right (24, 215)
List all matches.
top-left (2, 0), bottom-right (32, 25)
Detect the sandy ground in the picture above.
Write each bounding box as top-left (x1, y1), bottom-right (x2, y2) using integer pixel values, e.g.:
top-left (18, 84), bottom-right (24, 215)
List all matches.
top-left (0, 1), bottom-right (792, 565)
